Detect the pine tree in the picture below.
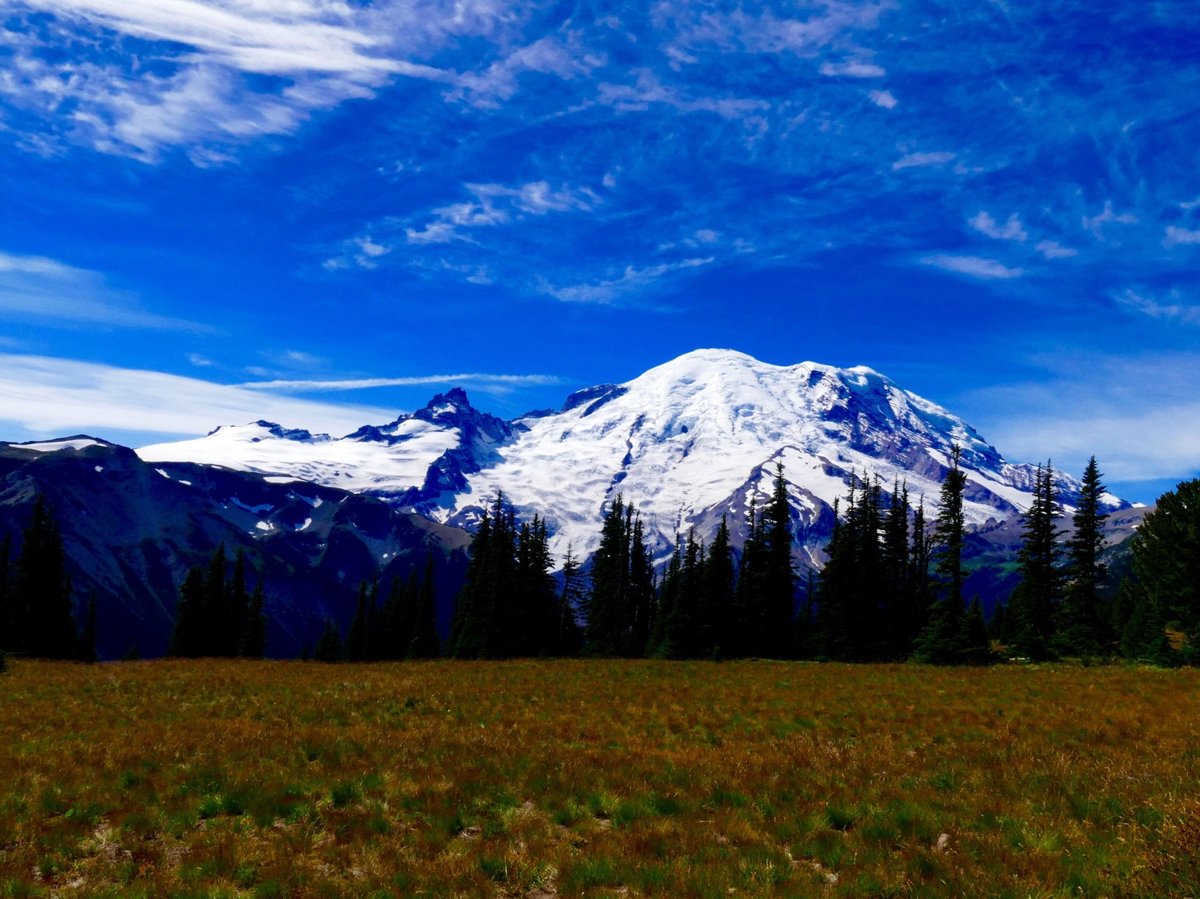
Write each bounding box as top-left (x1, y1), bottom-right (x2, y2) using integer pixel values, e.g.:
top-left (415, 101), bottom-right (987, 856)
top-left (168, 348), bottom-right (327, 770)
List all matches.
top-left (0, 533), bottom-right (11, 655)
top-left (200, 544), bottom-right (228, 656)
top-left (81, 593), bottom-right (98, 663)
top-left (914, 446), bottom-right (991, 664)
top-left (313, 619), bottom-right (344, 662)
top-left (656, 530), bottom-right (704, 658)
top-left (169, 567), bottom-right (208, 657)
top-left (1057, 457), bottom-right (1109, 656)
top-left (409, 556), bottom-right (440, 659)
top-left (1008, 464), bottom-right (1064, 659)
top-left (761, 463), bottom-right (797, 657)
top-left (1120, 584), bottom-right (1175, 665)
top-left (553, 543), bottom-right (586, 656)
top-left (881, 480), bottom-right (912, 658)
top-left (585, 497), bottom-right (631, 656)
top-left (226, 551), bottom-right (250, 657)
top-left (13, 497), bottom-right (78, 658)
top-left (1128, 479), bottom-right (1200, 660)
top-left (700, 516), bottom-right (735, 658)
top-left (240, 582), bottom-right (267, 658)
top-left (347, 581), bottom-right (372, 661)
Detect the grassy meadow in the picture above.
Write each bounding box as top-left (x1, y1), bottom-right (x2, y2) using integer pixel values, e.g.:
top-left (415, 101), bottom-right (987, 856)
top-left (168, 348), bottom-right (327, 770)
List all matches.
top-left (1, 659), bottom-right (1199, 897)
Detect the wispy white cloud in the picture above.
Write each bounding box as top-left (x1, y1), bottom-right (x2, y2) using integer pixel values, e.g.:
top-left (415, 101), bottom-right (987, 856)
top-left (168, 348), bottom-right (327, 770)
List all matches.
top-left (1082, 200), bottom-right (1137, 237)
top-left (540, 257), bottom-right (714, 304)
top-left (0, 250), bottom-right (205, 330)
top-left (450, 32), bottom-right (604, 106)
top-left (892, 150), bottom-right (956, 171)
top-left (969, 211), bottom-right (1027, 242)
top-left (920, 254), bottom-right (1023, 280)
top-left (0, 353), bottom-right (396, 439)
top-left (1035, 239), bottom-right (1077, 259)
top-left (1114, 288), bottom-right (1200, 325)
top-left (868, 89), bottom-right (896, 109)
top-left (1164, 226), bottom-right (1200, 248)
top-left (820, 61), bottom-right (886, 78)
top-left (597, 69), bottom-right (769, 123)
top-left (238, 372), bottom-right (563, 391)
top-left (0, 0), bottom-right (493, 161)
top-left (963, 352), bottom-right (1200, 483)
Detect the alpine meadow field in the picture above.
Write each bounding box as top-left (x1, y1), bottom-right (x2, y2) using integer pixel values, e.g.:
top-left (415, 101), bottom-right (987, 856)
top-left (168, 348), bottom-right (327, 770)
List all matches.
top-left (2, 660), bottom-right (1199, 898)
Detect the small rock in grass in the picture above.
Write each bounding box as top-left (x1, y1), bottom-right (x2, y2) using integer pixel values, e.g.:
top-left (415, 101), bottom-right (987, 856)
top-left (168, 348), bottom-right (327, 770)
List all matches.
top-left (934, 832), bottom-right (951, 853)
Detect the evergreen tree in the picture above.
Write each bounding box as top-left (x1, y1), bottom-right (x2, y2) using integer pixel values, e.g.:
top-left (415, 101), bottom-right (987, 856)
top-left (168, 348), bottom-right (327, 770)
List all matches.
top-left (655, 530), bottom-right (704, 658)
top-left (907, 498), bottom-right (934, 647)
top-left (585, 496), bottom-right (655, 656)
top-left (313, 618), bottom-right (344, 662)
top-left (1120, 584), bottom-right (1175, 665)
top-left (409, 556), bottom-right (440, 658)
top-left (701, 516), bottom-right (735, 657)
top-left (169, 567), bottom-right (208, 657)
top-left (1057, 456), bottom-right (1109, 656)
top-left (202, 544), bottom-right (229, 656)
top-left (1127, 479), bottom-right (1200, 661)
top-left (880, 480), bottom-right (912, 658)
top-left (1008, 464), bottom-right (1064, 659)
top-left (914, 446), bottom-right (991, 664)
top-left (761, 463), bottom-right (797, 657)
top-left (0, 533), bottom-right (10, 655)
top-left (552, 543), bottom-right (586, 656)
top-left (81, 593), bottom-right (98, 663)
top-left (736, 464), bottom-right (797, 657)
top-left (347, 581), bottom-right (372, 661)
top-left (226, 551), bottom-right (250, 657)
top-left (240, 582), bottom-right (267, 658)
top-left (12, 497), bottom-right (78, 658)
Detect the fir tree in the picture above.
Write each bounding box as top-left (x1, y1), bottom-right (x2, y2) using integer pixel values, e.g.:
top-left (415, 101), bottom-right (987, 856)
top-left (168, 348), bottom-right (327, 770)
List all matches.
top-left (169, 567), bottom-right (208, 657)
top-left (914, 446), bottom-right (991, 664)
top-left (0, 533), bottom-right (10, 654)
top-left (408, 556), bottom-right (440, 658)
top-left (1008, 464), bottom-right (1064, 659)
top-left (881, 480), bottom-right (913, 658)
top-left (313, 619), bottom-right (344, 662)
top-left (585, 497), bottom-right (639, 656)
top-left (240, 582), bottom-right (267, 658)
top-left (761, 462), bottom-right (797, 657)
top-left (1057, 456), bottom-right (1109, 656)
top-left (202, 544), bottom-right (229, 656)
top-left (347, 581), bottom-right (372, 661)
top-left (553, 543), bottom-right (586, 656)
top-left (701, 516), bottom-right (735, 658)
top-left (226, 551), bottom-right (250, 657)
top-left (12, 496), bottom-right (78, 658)
top-left (1127, 479), bottom-right (1200, 661)
top-left (81, 593), bottom-right (98, 663)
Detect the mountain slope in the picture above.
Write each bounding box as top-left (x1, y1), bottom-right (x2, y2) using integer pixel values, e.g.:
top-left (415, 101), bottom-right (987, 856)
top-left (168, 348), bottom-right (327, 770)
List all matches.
top-left (0, 438), bottom-right (469, 659)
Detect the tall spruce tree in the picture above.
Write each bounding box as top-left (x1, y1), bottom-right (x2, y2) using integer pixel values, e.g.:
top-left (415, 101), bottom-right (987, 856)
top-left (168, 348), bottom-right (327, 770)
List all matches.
top-left (409, 556), bottom-right (440, 658)
top-left (553, 544), bottom-right (586, 656)
top-left (169, 567), bottom-right (208, 657)
top-left (880, 480), bottom-right (912, 658)
top-left (240, 582), bottom-right (267, 658)
top-left (347, 581), bottom-right (373, 661)
top-left (914, 446), bottom-right (991, 664)
top-left (585, 496), bottom-right (656, 656)
top-left (1057, 456), bottom-right (1109, 656)
top-left (1127, 478), bottom-right (1200, 662)
top-left (1008, 464), bottom-right (1064, 660)
top-left (0, 533), bottom-right (10, 655)
top-left (12, 496), bottom-right (78, 658)
top-left (701, 516), bottom-right (735, 657)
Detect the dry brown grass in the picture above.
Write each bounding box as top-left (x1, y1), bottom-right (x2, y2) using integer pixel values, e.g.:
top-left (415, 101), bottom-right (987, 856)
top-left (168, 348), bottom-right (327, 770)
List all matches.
top-left (1, 659), bottom-right (1198, 897)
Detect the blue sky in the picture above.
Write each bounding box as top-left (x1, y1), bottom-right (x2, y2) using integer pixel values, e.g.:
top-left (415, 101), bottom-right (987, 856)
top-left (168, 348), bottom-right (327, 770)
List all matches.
top-left (1, 0), bottom-right (1198, 502)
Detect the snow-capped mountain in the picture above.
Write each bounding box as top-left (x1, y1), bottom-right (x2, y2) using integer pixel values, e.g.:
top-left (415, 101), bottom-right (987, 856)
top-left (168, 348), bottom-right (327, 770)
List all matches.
top-left (137, 349), bottom-right (1124, 567)
top-left (139, 388), bottom-right (513, 506)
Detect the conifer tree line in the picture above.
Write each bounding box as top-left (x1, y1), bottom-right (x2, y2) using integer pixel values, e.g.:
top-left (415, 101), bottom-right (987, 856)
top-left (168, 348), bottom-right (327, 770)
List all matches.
top-left (308, 557), bottom-right (441, 662)
top-left (169, 545), bottom-right (267, 658)
top-left (991, 458), bottom-right (1200, 664)
top-left (0, 496), bottom-right (95, 662)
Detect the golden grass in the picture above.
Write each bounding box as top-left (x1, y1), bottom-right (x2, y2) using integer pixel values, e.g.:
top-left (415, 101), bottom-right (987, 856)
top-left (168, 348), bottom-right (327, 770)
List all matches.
top-left (1, 659), bottom-right (1198, 897)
